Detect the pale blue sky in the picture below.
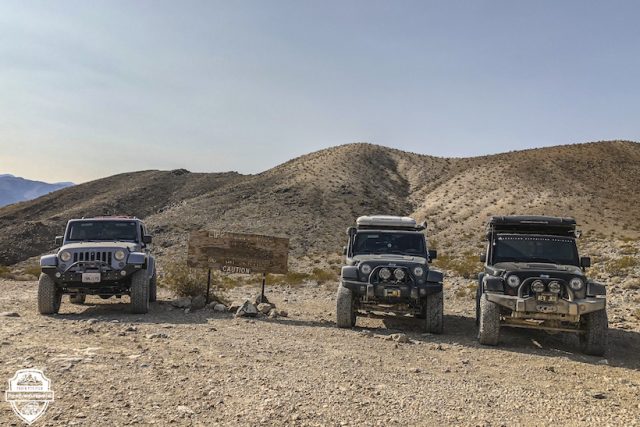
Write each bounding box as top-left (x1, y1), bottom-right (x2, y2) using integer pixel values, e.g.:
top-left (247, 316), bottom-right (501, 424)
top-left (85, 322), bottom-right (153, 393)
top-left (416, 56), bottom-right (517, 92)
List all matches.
top-left (1, 1), bottom-right (639, 183)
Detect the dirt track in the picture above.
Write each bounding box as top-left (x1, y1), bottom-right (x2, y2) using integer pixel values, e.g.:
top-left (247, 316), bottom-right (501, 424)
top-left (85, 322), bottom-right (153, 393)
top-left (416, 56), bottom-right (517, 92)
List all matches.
top-left (1, 279), bottom-right (640, 426)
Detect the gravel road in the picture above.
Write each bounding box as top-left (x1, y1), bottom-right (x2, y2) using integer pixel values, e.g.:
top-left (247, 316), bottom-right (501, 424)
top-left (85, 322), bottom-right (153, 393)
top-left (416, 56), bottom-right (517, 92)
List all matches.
top-left (1, 279), bottom-right (639, 426)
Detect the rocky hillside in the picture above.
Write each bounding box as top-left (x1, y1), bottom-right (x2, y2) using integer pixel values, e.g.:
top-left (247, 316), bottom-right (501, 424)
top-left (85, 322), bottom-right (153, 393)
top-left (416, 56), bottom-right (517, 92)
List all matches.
top-left (1, 140), bottom-right (639, 265)
top-left (0, 174), bottom-right (73, 208)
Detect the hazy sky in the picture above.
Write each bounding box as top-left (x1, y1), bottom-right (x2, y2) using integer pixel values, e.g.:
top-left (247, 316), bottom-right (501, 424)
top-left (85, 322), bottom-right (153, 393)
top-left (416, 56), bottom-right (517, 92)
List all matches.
top-left (1, 1), bottom-right (639, 183)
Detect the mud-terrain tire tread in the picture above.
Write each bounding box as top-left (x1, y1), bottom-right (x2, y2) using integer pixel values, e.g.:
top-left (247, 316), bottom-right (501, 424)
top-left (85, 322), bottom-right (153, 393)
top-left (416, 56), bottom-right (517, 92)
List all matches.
top-left (580, 309), bottom-right (608, 356)
top-left (424, 291), bottom-right (444, 334)
top-left (130, 270), bottom-right (150, 314)
top-left (38, 274), bottom-right (61, 314)
top-left (475, 286), bottom-right (482, 326)
top-left (478, 294), bottom-right (500, 345)
top-left (149, 272), bottom-right (157, 303)
top-left (336, 284), bottom-right (356, 328)
top-left (70, 294), bottom-right (86, 304)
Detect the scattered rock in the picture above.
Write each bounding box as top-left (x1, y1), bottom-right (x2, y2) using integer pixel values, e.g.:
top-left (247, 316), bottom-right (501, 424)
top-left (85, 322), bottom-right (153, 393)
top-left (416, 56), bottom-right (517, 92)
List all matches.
top-left (359, 330), bottom-right (373, 338)
top-left (268, 310), bottom-right (279, 319)
top-left (235, 300), bottom-right (258, 318)
top-left (278, 310), bottom-right (288, 318)
top-left (177, 405), bottom-right (195, 416)
top-left (146, 333), bottom-right (168, 340)
top-left (191, 295), bottom-right (207, 310)
top-left (257, 303), bottom-right (274, 314)
top-left (592, 392), bottom-right (607, 400)
top-left (213, 303), bottom-right (227, 312)
top-left (391, 333), bottom-right (410, 344)
top-left (171, 297), bottom-right (192, 309)
top-left (0, 311), bottom-right (20, 317)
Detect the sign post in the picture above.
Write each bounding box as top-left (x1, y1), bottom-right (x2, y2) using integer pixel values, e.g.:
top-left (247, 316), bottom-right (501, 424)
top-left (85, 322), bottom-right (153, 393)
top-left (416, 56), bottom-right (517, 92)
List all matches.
top-left (187, 230), bottom-right (289, 303)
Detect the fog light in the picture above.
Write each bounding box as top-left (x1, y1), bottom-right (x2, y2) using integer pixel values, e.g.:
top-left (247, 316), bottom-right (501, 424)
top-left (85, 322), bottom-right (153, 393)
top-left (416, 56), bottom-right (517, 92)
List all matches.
top-left (55, 272), bottom-right (61, 278)
top-left (420, 288), bottom-right (427, 296)
top-left (548, 281), bottom-right (561, 293)
top-left (394, 269), bottom-right (406, 281)
top-left (120, 270), bottom-right (127, 276)
top-left (379, 268), bottom-right (392, 281)
top-left (531, 280), bottom-right (545, 293)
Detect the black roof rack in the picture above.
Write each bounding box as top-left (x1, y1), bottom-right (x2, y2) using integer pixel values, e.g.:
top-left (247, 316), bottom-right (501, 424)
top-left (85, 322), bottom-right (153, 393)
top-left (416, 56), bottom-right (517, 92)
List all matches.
top-left (486, 216), bottom-right (578, 238)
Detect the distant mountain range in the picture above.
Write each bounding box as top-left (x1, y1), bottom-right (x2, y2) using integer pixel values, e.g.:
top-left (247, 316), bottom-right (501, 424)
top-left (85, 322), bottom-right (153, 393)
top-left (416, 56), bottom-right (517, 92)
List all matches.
top-left (0, 140), bottom-right (639, 266)
top-left (0, 174), bottom-right (74, 208)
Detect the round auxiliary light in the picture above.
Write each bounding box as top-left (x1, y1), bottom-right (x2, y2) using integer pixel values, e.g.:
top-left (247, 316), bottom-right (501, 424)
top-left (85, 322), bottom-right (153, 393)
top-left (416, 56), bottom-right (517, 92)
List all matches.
top-left (379, 268), bottom-right (392, 281)
top-left (548, 281), bottom-right (561, 293)
top-left (506, 275), bottom-right (521, 288)
top-left (569, 277), bottom-right (584, 291)
top-left (114, 250), bottom-right (126, 261)
top-left (413, 266), bottom-right (424, 277)
top-left (120, 270), bottom-right (127, 276)
top-left (60, 251), bottom-right (72, 262)
top-left (360, 264), bottom-right (372, 275)
top-left (531, 280), bottom-right (546, 293)
top-left (394, 268), bottom-right (406, 281)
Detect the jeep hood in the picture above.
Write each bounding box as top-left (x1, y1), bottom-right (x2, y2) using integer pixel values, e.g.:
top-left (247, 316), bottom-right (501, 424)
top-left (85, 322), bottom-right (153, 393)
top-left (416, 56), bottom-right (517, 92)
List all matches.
top-left (490, 262), bottom-right (584, 277)
top-left (351, 254), bottom-right (427, 265)
top-left (60, 242), bottom-right (139, 252)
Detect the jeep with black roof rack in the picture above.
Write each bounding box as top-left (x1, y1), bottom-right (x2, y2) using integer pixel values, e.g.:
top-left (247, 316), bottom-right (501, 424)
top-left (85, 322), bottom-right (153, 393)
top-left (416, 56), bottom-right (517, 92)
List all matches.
top-left (476, 215), bottom-right (607, 355)
top-left (336, 215), bottom-right (444, 333)
top-left (38, 216), bottom-right (157, 314)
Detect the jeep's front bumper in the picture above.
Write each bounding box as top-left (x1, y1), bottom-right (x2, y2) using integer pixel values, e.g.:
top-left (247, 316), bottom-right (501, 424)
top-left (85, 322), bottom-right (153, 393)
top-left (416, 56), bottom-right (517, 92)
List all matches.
top-left (486, 292), bottom-right (606, 320)
top-left (342, 279), bottom-right (442, 302)
top-left (42, 264), bottom-right (141, 285)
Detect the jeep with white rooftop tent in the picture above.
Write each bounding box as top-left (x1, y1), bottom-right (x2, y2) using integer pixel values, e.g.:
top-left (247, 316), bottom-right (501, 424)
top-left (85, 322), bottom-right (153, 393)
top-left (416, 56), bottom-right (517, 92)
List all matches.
top-left (336, 215), bottom-right (444, 333)
top-left (38, 216), bottom-right (157, 314)
top-left (476, 216), bottom-right (607, 355)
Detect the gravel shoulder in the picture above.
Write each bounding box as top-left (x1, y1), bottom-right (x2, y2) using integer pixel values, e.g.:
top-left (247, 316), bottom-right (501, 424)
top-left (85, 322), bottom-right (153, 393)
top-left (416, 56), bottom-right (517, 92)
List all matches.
top-left (1, 279), bottom-right (639, 426)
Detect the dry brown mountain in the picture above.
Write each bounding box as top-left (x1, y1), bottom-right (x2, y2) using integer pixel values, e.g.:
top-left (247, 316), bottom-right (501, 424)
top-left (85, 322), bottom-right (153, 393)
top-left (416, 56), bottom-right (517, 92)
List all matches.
top-left (1, 140), bottom-right (639, 266)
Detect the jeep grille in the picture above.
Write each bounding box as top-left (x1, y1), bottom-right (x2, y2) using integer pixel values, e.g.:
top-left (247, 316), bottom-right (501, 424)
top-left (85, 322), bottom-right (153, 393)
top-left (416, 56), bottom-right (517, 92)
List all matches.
top-left (73, 251), bottom-right (113, 264)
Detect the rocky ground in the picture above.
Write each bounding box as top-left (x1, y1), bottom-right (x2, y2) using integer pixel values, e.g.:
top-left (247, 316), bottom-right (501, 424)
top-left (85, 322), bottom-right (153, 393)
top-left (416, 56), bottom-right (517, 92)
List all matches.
top-left (1, 278), bottom-right (640, 426)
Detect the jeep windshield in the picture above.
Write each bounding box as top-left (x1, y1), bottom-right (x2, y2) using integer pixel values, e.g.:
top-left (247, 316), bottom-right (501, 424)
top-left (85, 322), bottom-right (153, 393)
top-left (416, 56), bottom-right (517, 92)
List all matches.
top-left (352, 232), bottom-right (426, 256)
top-left (492, 234), bottom-right (579, 266)
top-left (66, 221), bottom-right (138, 242)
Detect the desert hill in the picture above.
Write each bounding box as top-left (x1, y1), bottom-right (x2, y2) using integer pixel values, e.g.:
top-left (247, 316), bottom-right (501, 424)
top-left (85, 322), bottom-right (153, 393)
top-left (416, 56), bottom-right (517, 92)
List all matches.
top-left (1, 140), bottom-right (639, 266)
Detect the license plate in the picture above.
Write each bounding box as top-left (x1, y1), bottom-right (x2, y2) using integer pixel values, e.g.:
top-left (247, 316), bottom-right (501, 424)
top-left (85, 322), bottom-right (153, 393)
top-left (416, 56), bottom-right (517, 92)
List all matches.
top-left (385, 288), bottom-right (401, 297)
top-left (537, 293), bottom-right (557, 303)
top-left (82, 272), bottom-right (101, 283)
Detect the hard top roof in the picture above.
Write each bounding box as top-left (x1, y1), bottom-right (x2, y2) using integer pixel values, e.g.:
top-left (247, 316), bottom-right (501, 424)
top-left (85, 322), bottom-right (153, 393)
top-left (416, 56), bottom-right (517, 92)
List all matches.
top-left (70, 216), bottom-right (140, 221)
top-left (486, 215), bottom-right (577, 238)
top-left (356, 215), bottom-right (426, 231)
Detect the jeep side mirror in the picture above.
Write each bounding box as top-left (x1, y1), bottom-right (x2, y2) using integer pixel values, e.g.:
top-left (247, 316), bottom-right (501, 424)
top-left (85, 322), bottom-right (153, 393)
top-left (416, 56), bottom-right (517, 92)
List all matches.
top-left (580, 257), bottom-right (591, 268)
top-left (480, 252), bottom-right (487, 263)
top-left (55, 236), bottom-right (63, 246)
top-left (342, 246), bottom-right (347, 256)
top-left (428, 249), bottom-right (437, 261)
top-left (143, 235), bottom-right (153, 244)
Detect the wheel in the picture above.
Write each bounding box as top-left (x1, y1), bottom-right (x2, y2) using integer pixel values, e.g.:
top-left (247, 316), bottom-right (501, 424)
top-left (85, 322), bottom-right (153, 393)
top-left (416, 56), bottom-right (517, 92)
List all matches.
top-left (336, 284), bottom-right (356, 328)
top-left (423, 291), bottom-right (443, 334)
top-left (70, 294), bottom-right (86, 304)
top-left (38, 274), bottom-right (62, 314)
top-left (475, 286), bottom-right (481, 326)
top-left (149, 272), bottom-right (157, 303)
top-left (478, 294), bottom-right (500, 345)
top-left (130, 270), bottom-right (150, 314)
top-left (580, 309), bottom-right (608, 356)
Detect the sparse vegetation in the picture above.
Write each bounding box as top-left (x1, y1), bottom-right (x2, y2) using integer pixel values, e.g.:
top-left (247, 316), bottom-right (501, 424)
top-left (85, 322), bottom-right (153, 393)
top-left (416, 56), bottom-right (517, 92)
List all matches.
top-left (0, 265), bottom-right (11, 279)
top-left (435, 252), bottom-right (482, 279)
top-left (160, 262), bottom-right (210, 298)
top-left (604, 256), bottom-right (639, 276)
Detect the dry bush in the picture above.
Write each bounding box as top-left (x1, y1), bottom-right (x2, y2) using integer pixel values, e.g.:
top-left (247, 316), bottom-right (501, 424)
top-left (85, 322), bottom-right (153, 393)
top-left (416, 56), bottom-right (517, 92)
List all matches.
top-left (22, 264), bottom-right (42, 277)
top-left (435, 252), bottom-right (482, 279)
top-left (310, 268), bottom-right (338, 284)
top-left (605, 256), bottom-right (639, 276)
top-left (160, 262), bottom-right (209, 297)
top-left (0, 266), bottom-right (12, 279)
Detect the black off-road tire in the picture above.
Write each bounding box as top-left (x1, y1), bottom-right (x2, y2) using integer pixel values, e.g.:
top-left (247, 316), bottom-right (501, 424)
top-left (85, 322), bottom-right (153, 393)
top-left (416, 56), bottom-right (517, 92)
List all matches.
top-left (336, 284), bottom-right (356, 328)
top-left (475, 286), bottom-right (481, 326)
top-left (149, 273), bottom-right (157, 303)
top-left (580, 309), bottom-right (608, 356)
top-left (130, 270), bottom-right (150, 314)
top-left (70, 294), bottom-right (86, 304)
top-left (478, 294), bottom-right (500, 346)
top-left (423, 291), bottom-right (444, 334)
top-left (38, 274), bottom-right (62, 315)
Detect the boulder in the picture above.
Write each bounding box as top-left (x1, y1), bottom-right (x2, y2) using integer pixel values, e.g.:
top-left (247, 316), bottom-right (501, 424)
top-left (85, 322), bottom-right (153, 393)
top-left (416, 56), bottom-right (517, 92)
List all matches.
top-left (171, 297), bottom-right (192, 309)
top-left (235, 300), bottom-right (258, 318)
top-left (257, 303), bottom-right (274, 315)
top-left (191, 295), bottom-right (207, 310)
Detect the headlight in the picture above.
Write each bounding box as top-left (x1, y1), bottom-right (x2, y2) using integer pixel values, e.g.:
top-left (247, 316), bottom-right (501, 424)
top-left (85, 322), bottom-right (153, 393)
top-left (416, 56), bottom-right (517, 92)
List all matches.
top-left (59, 251), bottom-right (72, 262)
top-left (506, 275), bottom-right (521, 288)
top-left (413, 266), bottom-right (424, 277)
top-left (569, 277), bottom-right (584, 291)
top-left (379, 268), bottom-right (392, 281)
top-left (360, 264), bottom-right (372, 275)
top-left (393, 268), bottom-right (406, 280)
top-left (531, 280), bottom-right (545, 293)
top-left (114, 250), bottom-right (126, 261)
top-left (548, 281), bottom-right (561, 293)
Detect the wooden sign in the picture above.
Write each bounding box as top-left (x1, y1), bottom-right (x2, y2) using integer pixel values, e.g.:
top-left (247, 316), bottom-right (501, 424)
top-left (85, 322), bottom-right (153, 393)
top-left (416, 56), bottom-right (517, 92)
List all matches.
top-left (187, 230), bottom-right (289, 274)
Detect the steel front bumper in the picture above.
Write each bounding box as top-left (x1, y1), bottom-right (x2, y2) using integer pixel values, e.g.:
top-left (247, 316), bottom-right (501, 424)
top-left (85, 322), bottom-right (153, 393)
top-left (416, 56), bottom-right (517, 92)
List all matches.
top-left (42, 264), bottom-right (141, 285)
top-left (486, 292), bottom-right (606, 319)
top-left (342, 279), bottom-right (442, 301)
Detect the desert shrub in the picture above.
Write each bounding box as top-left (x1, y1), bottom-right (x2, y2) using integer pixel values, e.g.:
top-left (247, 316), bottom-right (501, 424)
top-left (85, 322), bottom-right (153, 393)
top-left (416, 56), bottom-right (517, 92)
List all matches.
top-left (266, 271), bottom-right (310, 287)
top-left (160, 262), bottom-right (209, 297)
top-left (605, 256), bottom-right (639, 276)
top-left (0, 266), bottom-right (12, 279)
top-left (622, 279), bottom-right (640, 290)
top-left (310, 268), bottom-right (338, 284)
top-left (434, 252), bottom-right (482, 279)
top-left (22, 264), bottom-right (42, 277)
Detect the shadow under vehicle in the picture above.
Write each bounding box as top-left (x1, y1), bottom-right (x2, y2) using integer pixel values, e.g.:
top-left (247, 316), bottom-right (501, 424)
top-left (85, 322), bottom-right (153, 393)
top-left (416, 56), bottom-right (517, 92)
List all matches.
top-left (38, 216), bottom-right (157, 315)
top-left (336, 215), bottom-right (443, 333)
top-left (476, 216), bottom-right (607, 356)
